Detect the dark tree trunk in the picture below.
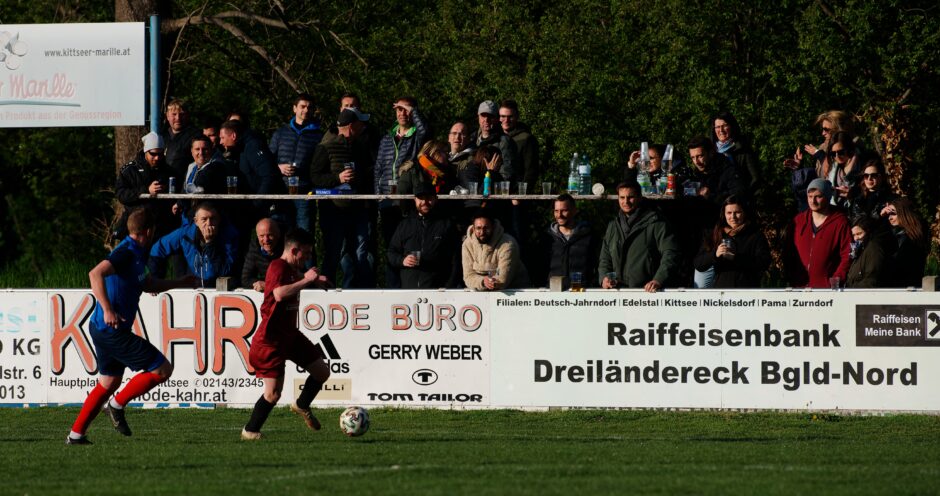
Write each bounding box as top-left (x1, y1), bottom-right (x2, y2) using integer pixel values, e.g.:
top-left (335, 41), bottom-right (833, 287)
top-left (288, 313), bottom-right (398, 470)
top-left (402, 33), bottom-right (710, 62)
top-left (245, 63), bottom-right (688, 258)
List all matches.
top-left (110, 0), bottom-right (159, 242)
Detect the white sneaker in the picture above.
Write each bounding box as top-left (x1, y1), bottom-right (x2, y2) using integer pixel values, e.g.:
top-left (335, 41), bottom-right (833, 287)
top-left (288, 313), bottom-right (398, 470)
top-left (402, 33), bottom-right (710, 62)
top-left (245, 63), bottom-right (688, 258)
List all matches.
top-left (241, 428), bottom-right (262, 441)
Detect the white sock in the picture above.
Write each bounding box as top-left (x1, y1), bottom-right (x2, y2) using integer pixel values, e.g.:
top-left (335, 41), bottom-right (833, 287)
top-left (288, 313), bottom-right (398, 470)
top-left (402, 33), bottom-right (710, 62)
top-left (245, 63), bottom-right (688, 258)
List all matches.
top-left (108, 398), bottom-right (124, 410)
top-left (69, 431), bottom-right (84, 440)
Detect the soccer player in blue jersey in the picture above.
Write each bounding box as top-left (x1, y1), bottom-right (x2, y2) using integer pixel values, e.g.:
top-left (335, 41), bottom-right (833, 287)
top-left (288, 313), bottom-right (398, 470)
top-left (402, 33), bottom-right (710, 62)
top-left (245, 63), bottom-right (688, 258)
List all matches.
top-left (67, 208), bottom-right (197, 445)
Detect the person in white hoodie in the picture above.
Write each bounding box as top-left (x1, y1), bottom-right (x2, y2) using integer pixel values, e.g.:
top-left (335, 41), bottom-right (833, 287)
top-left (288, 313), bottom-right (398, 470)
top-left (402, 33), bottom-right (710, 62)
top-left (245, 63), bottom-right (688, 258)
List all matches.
top-left (461, 209), bottom-right (529, 290)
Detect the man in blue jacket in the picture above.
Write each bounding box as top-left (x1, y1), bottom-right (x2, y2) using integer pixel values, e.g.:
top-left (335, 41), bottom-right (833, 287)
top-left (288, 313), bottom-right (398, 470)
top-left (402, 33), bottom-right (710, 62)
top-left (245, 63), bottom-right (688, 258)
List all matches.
top-left (269, 93), bottom-right (323, 232)
top-left (149, 202), bottom-right (240, 287)
top-left (373, 96), bottom-right (427, 288)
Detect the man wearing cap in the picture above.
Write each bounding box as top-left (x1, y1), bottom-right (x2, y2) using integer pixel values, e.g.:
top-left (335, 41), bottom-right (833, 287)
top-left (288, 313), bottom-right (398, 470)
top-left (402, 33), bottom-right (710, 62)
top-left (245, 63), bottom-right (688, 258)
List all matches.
top-left (309, 108), bottom-right (376, 288)
top-left (387, 185), bottom-right (461, 289)
top-left (471, 100), bottom-right (518, 183)
top-left (321, 93), bottom-right (381, 151)
top-left (114, 131), bottom-right (177, 241)
top-left (785, 178), bottom-right (852, 288)
top-left (373, 96), bottom-right (427, 288)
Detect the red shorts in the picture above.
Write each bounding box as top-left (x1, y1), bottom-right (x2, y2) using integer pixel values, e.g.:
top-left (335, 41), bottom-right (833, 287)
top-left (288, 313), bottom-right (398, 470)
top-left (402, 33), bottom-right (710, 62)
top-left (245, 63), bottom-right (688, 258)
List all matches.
top-left (249, 335), bottom-right (325, 379)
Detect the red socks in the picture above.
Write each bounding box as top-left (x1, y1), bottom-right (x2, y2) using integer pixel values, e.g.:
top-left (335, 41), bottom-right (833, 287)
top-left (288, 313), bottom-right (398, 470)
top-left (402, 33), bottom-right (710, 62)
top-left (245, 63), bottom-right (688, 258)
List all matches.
top-left (113, 372), bottom-right (165, 407)
top-left (71, 384), bottom-right (110, 435)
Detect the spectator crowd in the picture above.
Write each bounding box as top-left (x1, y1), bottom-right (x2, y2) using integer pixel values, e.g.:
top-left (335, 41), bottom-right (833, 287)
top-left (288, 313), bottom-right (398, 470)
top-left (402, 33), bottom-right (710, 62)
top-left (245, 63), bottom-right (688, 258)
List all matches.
top-left (115, 96), bottom-right (930, 292)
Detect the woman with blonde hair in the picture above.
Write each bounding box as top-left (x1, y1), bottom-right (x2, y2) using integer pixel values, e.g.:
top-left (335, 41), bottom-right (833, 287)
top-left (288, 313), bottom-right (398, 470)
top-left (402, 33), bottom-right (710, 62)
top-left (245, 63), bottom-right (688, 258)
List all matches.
top-left (784, 110), bottom-right (856, 210)
top-left (397, 140), bottom-right (455, 196)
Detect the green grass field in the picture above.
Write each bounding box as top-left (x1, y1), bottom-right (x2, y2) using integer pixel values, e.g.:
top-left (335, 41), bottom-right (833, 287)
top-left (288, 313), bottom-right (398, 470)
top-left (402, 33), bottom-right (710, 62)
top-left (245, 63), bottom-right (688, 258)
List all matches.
top-left (2, 407), bottom-right (939, 495)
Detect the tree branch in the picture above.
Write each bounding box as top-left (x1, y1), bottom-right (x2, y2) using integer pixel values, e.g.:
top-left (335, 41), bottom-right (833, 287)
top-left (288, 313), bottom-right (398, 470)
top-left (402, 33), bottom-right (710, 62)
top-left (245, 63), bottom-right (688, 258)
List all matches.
top-left (814, 0), bottom-right (851, 40)
top-left (161, 11), bottom-right (304, 31)
top-left (203, 16), bottom-right (301, 92)
top-left (162, 11), bottom-right (368, 70)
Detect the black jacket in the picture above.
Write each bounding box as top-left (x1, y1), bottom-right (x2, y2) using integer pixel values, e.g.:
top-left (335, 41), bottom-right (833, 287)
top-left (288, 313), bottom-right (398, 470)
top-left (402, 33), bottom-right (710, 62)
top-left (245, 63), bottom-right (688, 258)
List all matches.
top-left (539, 220), bottom-right (598, 288)
top-left (114, 153), bottom-right (176, 240)
top-left (222, 131), bottom-right (280, 218)
top-left (676, 160), bottom-right (745, 205)
top-left (846, 239), bottom-right (887, 288)
top-left (887, 226), bottom-right (926, 288)
top-left (162, 125), bottom-right (203, 181)
top-left (387, 209), bottom-right (461, 289)
top-left (240, 235), bottom-right (283, 289)
top-left (506, 123), bottom-right (540, 187)
top-left (693, 223), bottom-right (771, 288)
top-left (309, 133), bottom-right (375, 209)
top-left (848, 188), bottom-right (896, 223)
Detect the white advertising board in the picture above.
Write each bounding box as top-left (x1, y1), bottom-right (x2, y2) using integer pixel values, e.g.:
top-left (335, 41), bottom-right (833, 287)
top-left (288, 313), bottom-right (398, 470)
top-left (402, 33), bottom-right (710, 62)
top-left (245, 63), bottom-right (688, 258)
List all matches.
top-left (490, 291), bottom-right (940, 411)
top-left (2, 289), bottom-right (938, 412)
top-left (0, 23), bottom-right (144, 127)
top-left (0, 291), bottom-right (47, 404)
top-left (297, 291), bottom-right (490, 408)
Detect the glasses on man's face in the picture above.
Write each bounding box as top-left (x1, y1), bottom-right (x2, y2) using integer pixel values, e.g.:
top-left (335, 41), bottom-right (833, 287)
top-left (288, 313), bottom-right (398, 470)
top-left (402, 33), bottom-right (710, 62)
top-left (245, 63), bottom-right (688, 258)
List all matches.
top-left (147, 150), bottom-right (164, 157)
top-left (831, 149), bottom-right (849, 157)
top-left (822, 127), bottom-right (833, 134)
top-left (863, 173), bottom-right (880, 180)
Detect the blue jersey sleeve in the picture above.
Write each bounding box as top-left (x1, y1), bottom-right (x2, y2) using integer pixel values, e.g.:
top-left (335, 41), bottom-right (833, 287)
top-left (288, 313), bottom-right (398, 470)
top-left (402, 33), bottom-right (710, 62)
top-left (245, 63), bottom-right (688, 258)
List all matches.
top-left (107, 245), bottom-right (135, 275)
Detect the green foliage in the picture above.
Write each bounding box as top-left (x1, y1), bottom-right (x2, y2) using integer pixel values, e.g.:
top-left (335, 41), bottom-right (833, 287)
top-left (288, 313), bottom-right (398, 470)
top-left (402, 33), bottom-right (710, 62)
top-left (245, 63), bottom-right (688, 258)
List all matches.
top-left (2, 0), bottom-right (939, 280)
top-left (2, 407), bottom-right (940, 494)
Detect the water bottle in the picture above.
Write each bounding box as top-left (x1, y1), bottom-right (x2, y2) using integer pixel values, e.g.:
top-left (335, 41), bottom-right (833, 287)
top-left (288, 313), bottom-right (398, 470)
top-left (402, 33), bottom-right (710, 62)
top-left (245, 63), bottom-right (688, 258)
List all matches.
top-left (579, 154), bottom-right (592, 195)
top-left (567, 152), bottom-right (580, 194)
top-left (483, 170), bottom-right (492, 197)
top-left (638, 171), bottom-right (651, 195)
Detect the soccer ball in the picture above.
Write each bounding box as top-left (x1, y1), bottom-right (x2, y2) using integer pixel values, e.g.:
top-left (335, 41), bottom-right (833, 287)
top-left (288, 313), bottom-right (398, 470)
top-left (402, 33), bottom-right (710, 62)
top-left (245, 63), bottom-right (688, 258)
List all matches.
top-left (339, 406), bottom-right (370, 437)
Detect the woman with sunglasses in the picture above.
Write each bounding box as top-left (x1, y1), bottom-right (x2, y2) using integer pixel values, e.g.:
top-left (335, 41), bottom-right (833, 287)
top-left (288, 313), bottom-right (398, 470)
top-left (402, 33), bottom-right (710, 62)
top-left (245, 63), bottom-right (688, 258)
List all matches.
top-left (880, 197), bottom-right (927, 287)
top-left (846, 217), bottom-right (887, 288)
top-left (784, 110), bottom-right (854, 211)
top-left (825, 131), bottom-right (864, 208)
top-left (693, 195), bottom-right (770, 288)
top-left (848, 158), bottom-right (896, 222)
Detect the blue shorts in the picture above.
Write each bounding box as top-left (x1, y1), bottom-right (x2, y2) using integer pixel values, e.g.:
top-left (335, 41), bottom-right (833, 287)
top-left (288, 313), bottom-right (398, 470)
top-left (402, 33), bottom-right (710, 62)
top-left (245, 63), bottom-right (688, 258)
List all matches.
top-left (90, 325), bottom-right (166, 377)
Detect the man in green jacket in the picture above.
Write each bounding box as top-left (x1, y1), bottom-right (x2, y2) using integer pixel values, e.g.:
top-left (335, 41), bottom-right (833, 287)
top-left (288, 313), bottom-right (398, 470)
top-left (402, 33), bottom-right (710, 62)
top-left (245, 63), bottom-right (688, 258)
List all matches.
top-left (599, 181), bottom-right (681, 292)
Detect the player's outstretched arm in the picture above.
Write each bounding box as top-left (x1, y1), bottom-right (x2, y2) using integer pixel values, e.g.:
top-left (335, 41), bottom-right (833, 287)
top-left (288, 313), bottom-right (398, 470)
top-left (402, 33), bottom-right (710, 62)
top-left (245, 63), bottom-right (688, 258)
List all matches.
top-left (272, 268), bottom-right (320, 302)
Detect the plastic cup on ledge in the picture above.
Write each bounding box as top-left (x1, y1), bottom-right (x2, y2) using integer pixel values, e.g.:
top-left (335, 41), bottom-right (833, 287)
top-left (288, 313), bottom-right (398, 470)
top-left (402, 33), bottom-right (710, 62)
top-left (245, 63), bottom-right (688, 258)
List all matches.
top-left (542, 182), bottom-right (552, 195)
top-left (517, 182), bottom-right (528, 195)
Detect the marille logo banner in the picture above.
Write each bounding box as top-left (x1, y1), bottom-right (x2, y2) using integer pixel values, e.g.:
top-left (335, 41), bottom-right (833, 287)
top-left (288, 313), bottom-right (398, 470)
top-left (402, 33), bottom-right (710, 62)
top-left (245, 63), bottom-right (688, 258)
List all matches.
top-left (0, 23), bottom-right (145, 128)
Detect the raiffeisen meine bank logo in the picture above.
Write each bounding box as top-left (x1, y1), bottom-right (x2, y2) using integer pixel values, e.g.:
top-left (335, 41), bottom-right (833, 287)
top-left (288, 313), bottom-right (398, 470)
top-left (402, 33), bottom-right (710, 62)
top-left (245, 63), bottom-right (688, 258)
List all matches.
top-left (0, 31), bottom-right (28, 70)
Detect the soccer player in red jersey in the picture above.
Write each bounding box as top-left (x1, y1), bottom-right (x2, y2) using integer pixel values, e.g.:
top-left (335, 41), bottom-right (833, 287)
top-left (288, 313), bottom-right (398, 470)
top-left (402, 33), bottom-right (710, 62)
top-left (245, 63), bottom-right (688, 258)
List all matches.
top-left (242, 228), bottom-right (332, 440)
